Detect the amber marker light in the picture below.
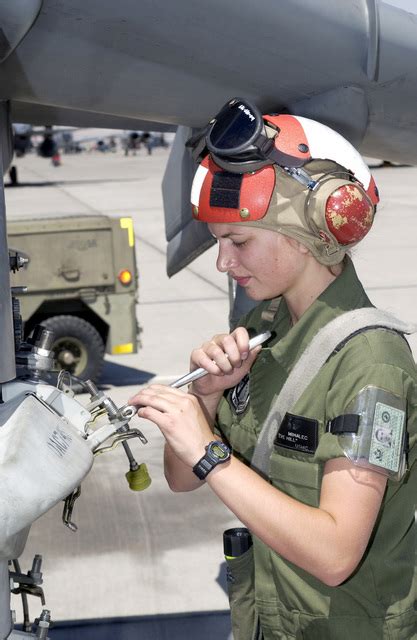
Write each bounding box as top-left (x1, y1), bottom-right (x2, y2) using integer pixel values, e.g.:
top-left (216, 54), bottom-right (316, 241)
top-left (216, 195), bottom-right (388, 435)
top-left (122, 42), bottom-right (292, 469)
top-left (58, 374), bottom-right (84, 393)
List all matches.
top-left (118, 269), bottom-right (133, 285)
top-left (113, 343), bottom-right (134, 354)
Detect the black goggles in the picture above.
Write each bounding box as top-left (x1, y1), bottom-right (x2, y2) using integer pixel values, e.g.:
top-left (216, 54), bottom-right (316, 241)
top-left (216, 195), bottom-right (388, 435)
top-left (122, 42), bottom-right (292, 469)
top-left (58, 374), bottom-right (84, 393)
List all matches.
top-left (186, 97), bottom-right (317, 189)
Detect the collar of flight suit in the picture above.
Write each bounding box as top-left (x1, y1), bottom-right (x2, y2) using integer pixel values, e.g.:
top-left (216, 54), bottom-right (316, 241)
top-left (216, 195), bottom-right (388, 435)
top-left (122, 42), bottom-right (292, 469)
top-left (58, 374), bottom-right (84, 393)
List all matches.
top-left (263, 256), bottom-right (373, 373)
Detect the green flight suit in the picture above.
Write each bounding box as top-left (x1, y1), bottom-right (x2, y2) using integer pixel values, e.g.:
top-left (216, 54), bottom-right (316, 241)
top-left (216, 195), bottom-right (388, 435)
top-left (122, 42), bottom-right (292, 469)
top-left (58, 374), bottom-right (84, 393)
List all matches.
top-left (217, 258), bottom-right (417, 639)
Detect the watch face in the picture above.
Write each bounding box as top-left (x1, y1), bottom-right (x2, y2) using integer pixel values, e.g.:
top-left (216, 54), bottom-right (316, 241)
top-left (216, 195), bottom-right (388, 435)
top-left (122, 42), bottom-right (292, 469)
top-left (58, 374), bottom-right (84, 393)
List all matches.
top-left (193, 441), bottom-right (231, 480)
top-left (209, 441), bottom-right (230, 460)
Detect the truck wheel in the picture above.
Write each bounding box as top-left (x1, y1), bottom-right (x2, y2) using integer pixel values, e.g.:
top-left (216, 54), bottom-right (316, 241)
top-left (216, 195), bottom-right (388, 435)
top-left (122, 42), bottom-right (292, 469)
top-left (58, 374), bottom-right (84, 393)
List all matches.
top-left (42, 315), bottom-right (105, 383)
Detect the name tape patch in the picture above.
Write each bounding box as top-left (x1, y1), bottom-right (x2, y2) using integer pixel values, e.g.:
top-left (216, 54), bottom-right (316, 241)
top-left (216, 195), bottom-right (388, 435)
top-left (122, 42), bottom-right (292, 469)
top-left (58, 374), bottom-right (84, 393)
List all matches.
top-left (275, 413), bottom-right (318, 454)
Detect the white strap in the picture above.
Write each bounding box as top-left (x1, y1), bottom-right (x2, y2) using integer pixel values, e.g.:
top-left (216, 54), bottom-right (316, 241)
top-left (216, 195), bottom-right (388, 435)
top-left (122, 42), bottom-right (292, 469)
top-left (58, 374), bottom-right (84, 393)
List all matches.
top-left (251, 308), bottom-right (416, 475)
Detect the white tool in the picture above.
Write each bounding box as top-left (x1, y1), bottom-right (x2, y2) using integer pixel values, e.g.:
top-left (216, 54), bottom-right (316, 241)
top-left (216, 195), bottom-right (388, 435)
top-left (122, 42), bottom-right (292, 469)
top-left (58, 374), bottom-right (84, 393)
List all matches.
top-left (170, 330), bottom-right (272, 388)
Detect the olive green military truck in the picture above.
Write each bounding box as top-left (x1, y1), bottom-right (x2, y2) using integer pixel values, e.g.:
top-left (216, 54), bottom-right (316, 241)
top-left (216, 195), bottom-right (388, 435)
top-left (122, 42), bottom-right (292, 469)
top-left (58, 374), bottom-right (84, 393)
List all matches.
top-left (8, 212), bottom-right (139, 383)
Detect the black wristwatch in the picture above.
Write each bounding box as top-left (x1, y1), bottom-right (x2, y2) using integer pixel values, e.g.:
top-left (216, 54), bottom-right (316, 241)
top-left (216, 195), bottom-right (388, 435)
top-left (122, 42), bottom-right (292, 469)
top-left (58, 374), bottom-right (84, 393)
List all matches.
top-left (193, 441), bottom-right (231, 480)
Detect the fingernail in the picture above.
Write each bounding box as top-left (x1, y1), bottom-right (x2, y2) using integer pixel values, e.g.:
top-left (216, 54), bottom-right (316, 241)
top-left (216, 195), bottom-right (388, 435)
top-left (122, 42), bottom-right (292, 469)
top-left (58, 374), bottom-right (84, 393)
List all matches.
top-left (241, 352), bottom-right (248, 360)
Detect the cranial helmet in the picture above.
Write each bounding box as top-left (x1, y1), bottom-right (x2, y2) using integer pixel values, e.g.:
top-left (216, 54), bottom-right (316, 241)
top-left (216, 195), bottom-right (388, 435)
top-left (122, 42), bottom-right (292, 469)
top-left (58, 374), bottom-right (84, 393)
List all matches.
top-left (188, 99), bottom-right (379, 265)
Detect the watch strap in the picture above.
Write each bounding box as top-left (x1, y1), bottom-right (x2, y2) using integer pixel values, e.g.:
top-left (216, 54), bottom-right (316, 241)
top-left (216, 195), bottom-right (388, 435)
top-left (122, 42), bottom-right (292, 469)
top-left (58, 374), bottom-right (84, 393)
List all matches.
top-left (193, 456), bottom-right (216, 480)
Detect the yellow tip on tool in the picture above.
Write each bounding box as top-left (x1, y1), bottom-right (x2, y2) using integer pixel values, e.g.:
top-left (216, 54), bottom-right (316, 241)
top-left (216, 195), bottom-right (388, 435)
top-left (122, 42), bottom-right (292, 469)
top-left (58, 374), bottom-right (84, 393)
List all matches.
top-left (125, 464), bottom-right (152, 491)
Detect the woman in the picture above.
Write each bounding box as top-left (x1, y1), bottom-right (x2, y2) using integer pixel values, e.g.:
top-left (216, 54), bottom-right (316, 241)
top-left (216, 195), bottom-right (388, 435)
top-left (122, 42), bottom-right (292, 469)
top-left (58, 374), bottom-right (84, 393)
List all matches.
top-left (129, 99), bottom-right (416, 639)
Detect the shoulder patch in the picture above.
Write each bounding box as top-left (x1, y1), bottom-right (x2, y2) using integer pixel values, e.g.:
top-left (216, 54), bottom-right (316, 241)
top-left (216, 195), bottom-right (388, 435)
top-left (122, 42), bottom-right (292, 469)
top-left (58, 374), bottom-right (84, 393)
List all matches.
top-left (230, 374), bottom-right (250, 415)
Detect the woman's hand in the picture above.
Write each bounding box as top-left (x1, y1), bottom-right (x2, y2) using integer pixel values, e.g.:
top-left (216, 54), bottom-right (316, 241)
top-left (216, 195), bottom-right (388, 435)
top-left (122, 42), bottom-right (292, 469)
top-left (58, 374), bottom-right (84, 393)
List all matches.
top-left (189, 327), bottom-right (261, 397)
top-left (128, 385), bottom-right (215, 468)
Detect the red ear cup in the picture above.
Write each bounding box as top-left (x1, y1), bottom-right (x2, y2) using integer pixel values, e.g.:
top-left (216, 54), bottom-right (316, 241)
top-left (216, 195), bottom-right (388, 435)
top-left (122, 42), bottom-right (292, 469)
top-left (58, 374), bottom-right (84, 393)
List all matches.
top-left (325, 183), bottom-right (375, 245)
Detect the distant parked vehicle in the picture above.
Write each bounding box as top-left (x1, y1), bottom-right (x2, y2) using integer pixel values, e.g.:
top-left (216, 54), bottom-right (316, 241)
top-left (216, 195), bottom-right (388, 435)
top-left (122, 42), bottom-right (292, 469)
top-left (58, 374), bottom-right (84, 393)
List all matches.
top-left (8, 212), bottom-right (140, 383)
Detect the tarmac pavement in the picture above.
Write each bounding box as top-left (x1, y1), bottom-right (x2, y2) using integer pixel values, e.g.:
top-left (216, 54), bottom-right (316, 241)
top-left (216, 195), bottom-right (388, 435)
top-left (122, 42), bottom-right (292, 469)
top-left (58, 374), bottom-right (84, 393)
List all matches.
top-left (5, 146), bottom-right (237, 636)
top-left (4, 148), bottom-right (417, 636)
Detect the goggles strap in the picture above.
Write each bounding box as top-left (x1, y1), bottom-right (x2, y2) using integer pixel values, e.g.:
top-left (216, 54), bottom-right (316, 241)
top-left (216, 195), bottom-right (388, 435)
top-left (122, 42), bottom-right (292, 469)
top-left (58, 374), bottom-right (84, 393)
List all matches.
top-left (186, 127), bottom-right (210, 163)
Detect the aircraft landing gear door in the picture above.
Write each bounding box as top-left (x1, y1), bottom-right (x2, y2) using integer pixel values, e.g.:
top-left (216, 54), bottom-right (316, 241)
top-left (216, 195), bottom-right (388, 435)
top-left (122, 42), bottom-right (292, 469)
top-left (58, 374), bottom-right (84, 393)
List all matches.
top-left (0, 100), bottom-right (19, 640)
top-left (0, 101), bottom-right (16, 384)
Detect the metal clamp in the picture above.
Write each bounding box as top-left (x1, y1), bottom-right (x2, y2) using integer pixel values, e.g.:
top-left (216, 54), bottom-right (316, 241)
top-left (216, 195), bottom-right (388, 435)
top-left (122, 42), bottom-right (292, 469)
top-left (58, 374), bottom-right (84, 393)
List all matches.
top-left (93, 428), bottom-right (148, 456)
top-left (62, 486), bottom-right (81, 532)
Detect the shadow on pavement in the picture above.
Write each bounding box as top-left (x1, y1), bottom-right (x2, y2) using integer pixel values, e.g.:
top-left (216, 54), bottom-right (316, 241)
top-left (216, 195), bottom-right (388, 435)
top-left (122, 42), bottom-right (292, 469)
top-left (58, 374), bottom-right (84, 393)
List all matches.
top-left (5, 177), bottom-right (140, 188)
top-left (20, 610), bottom-right (232, 639)
top-left (99, 362), bottom-right (156, 387)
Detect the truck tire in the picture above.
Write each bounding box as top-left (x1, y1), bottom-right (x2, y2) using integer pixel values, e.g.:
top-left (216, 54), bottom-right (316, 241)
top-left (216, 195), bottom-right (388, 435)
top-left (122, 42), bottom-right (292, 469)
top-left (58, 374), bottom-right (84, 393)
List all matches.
top-left (42, 315), bottom-right (105, 383)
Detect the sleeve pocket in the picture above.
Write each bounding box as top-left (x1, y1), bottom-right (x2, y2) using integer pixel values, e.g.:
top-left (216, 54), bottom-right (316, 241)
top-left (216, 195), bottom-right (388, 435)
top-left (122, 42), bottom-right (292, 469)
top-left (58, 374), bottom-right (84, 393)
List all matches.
top-left (269, 453), bottom-right (321, 507)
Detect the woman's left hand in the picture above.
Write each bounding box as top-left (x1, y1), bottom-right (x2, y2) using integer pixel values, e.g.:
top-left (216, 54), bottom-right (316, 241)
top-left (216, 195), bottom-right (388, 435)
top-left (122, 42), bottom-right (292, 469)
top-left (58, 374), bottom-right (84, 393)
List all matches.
top-left (128, 385), bottom-right (214, 467)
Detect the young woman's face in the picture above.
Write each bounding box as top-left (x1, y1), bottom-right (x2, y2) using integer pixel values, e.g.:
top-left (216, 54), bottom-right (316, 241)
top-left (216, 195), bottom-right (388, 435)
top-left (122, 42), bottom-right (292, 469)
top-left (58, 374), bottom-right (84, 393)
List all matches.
top-left (209, 223), bottom-right (308, 301)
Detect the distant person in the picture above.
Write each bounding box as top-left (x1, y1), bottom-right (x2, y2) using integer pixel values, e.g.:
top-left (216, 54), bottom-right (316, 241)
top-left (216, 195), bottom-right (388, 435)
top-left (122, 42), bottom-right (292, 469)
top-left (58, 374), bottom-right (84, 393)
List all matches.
top-left (62, 132), bottom-right (74, 154)
top-left (51, 151), bottom-right (61, 166)
top-left (141, 132), bottom-right (153, 155)
top-left (158, 133), bottom-right (168, 148)
top-left (125, 132), bottom-right (140, 156)
top-left (129, 98), bottom-right (417, 639)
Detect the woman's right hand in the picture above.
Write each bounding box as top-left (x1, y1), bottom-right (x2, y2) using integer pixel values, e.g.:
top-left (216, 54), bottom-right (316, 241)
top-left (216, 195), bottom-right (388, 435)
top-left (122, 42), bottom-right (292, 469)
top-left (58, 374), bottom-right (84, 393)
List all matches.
top-left (189, 327), bottom-right (261, 398)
